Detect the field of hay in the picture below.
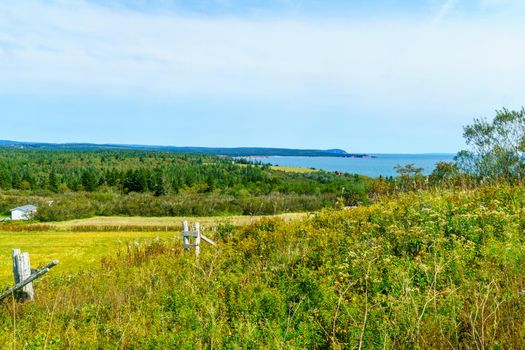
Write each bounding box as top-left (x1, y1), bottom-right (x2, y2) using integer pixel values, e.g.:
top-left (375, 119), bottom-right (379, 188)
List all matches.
top-left (269, 165), bottom-right (320, 173)
top-left (47, 212), bottom-right (306, 230)
top-left (0, 213), bottom-right (306, 284)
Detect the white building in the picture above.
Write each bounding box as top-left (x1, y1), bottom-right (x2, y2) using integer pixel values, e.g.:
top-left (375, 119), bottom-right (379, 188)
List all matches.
top-left (10, 205), bottom-right (37, 221)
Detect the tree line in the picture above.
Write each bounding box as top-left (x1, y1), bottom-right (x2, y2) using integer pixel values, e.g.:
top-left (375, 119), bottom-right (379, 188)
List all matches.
top-left (0, 151), bottom-right (367, 196)
top-left (0, 150), bottom-right (371, 220)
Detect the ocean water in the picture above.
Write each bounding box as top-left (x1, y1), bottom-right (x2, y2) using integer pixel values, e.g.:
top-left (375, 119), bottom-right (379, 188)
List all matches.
top-left (254, 154), bottom-right (456, 178)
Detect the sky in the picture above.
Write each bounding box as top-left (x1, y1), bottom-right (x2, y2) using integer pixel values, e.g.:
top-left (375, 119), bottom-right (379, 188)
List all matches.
top-left (1, 0), bottom-right (525, 153)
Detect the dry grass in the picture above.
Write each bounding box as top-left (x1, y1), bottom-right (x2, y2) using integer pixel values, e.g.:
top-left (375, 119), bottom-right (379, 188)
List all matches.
top-left (269, 165), bottom-right (320, 173)
top-left (41, 213), bottom-right (306, 230)
top-left (236, 163), bottom-right (318, 173)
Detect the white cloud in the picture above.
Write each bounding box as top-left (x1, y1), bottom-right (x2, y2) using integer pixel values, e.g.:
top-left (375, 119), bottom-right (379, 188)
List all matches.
top-left (0, 0), bottom-right (524, 116)
top-left (433, 0), bottom-right (459, 23)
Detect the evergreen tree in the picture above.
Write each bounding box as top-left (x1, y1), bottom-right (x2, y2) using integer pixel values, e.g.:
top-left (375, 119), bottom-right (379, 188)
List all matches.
top-left (48, 170), bottom-right (59, 192)
top-left (81, 170), bottom-right (98, 192)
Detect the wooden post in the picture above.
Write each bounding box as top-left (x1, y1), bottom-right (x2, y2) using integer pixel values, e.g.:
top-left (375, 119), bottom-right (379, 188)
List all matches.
top-left (181, 221), bottom-right (215, 256)
top-left (12, 249), bottom-right (34, 301)
top-left (1, 260), bottom-right (58, 302)
top-left (201, 234), bottom-right (217, 246)
top-left (194, 222), bottom-right (201, 257)
top-left (182, 220), bottom-right (190, 249)
top-left (21, 252), bottom-right (34, 301)
top-left (12, 248), bottom-right (20, 284)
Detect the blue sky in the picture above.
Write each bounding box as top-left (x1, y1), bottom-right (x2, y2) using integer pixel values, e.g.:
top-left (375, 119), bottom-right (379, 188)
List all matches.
top-left (1, 0), bottom-right (524, 153)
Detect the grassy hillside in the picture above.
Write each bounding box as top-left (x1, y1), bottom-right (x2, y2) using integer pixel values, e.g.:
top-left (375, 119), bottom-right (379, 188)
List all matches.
top-left (1, 186), bottom-right (525, 348)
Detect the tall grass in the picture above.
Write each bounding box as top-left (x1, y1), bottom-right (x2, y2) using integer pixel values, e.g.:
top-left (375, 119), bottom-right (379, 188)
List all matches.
top-left (1, 185), bottom-right (525, 348)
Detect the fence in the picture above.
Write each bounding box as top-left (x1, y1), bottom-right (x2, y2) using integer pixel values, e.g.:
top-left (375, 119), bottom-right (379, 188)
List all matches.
top-left (0, 249), bottom-right (58, 302)
top-left (181, 221), bottom-right (216, 256)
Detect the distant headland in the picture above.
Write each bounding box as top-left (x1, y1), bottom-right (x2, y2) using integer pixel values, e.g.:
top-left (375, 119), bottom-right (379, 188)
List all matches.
top-left (0, 140), bottom-right (368, 158)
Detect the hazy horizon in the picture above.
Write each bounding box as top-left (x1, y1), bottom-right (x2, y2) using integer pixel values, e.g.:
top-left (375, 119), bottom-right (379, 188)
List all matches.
top-left (0, 138), bottom-right (459, 155)
top-left (1, 0), bottom-right (525, 153)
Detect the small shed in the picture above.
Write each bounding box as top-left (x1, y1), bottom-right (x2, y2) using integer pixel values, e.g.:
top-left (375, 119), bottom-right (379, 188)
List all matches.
top-left (10, 205), bottom-right (37, 221)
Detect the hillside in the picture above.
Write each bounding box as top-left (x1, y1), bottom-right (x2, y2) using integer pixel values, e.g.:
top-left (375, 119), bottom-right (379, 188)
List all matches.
top-left (1, 185), bottom-right (524, 348)
top-left (0, 140), bottom-right (364, 158)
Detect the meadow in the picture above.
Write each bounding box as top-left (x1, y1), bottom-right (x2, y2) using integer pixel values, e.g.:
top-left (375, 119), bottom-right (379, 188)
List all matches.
top-left (269, 166), bottom-right (320, 173)
top-left (0, 213), bottom-right (304, 283)
top-left (35, 213), bottom-right (305, 231)
top-left (0, 231), bottom-right (173, 284)
top-left (0, 185), bottom-right (524, 348)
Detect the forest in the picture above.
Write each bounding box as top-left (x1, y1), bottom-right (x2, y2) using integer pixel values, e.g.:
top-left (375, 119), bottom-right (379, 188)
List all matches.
top-left (0, 150), bottom-right (371, 221)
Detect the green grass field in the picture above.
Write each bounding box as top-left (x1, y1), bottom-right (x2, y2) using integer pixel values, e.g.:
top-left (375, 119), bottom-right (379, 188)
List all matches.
top-left (0, 213), bottom-right (305, 284)
top-left (0, 231), bottom-right (175, 284)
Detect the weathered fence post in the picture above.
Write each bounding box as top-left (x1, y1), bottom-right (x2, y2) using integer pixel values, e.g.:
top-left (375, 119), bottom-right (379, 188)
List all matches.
top-left (1, 250), bottom-right (59, 303)
top-left (181, 221), bottom-right (216, 256)
top-left (182, 220), bottom-right (190, 248)
top-left (12, 249), bottom-right (34, 301)
top-left (194, 222), bottom-right (201, 257)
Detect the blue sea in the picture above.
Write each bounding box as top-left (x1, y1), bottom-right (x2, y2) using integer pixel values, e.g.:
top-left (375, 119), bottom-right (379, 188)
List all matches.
top-left (254, 154), bottom-right (456, 178)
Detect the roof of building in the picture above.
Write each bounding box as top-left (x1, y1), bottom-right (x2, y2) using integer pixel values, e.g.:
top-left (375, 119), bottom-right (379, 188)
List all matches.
top-left (10, 205), bottom-right (37, 212)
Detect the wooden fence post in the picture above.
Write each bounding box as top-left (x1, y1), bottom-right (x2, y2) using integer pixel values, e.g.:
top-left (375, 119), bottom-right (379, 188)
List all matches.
top-left (12, 249), bottom-right (34, 301)
top-left (181, 221), bottom-right (216, 256)
top-left (194, 222), bottom-right (201, 257)
top-left (1, 251), bottom-right (58, 303)
top-left (182, 220), bottom-right (190, 248)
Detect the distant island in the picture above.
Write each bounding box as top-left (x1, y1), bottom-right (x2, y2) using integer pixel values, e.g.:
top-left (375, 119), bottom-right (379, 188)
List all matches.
top-left (0, 140), bottom-right (369, 158)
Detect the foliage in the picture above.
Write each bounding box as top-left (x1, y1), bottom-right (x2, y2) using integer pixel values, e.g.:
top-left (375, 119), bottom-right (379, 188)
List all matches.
top-left (395, 164), bottom-right (424, 191)
top-left (1, 185), bottom-right (524, 348)
top-left (0, 149), bottom-right (372, 220)
top-left (456, 107), bottom-right (525, 181)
